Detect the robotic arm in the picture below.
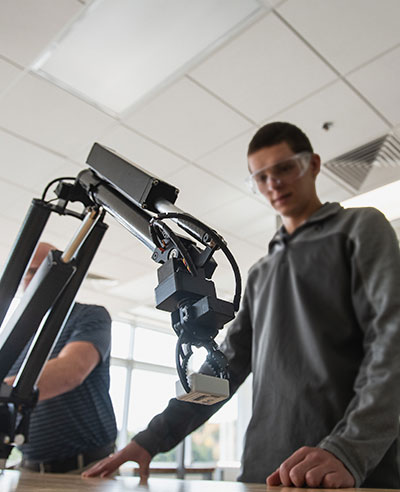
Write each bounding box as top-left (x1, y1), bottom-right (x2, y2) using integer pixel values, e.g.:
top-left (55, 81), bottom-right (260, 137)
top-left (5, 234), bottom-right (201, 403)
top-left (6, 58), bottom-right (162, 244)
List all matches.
top-left (0, 143), bottom-right (241, 465)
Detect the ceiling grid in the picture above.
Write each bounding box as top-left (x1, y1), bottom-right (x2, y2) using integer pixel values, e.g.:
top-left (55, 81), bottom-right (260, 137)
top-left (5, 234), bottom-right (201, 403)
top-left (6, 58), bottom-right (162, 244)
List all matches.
top-left (0, 0), bottom-right (399, 320)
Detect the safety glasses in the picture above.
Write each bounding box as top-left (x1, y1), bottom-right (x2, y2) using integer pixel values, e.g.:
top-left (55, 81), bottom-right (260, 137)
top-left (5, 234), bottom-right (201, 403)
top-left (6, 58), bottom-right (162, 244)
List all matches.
top-left (246, 151), bottom-right (312, 194)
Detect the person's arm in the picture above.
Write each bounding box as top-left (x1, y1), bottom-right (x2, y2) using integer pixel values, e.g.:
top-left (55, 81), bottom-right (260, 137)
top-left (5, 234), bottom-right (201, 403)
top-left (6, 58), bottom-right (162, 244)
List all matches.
top-left (83, 287), bottom-right (254, 478)
top-left (134, 289), bottom-right (253, 456)
top-left (4, 341), bottom-right (100, 400)
top-left (267, 208), bottom-right (400, 487)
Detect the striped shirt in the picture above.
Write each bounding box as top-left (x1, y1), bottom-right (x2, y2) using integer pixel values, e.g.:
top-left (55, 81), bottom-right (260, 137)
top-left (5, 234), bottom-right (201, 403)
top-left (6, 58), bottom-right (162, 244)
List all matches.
top-left (8, 303), bottom-right (117, 461)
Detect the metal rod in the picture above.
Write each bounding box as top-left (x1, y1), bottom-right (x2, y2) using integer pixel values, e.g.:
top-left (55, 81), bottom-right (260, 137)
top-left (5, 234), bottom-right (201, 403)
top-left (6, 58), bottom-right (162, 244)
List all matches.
top-left (0, 251), bottom-right (75, 381)
top-left (13, 219), bottom-right (108, 399)
top-left (61, 207), bottom-right (101, 263)
top-left (0, 199), bottom-right (52, 327)
top-left (78, 169), bottom-right (155, 251)
top-left (154, 198), bottom-right (209, 244)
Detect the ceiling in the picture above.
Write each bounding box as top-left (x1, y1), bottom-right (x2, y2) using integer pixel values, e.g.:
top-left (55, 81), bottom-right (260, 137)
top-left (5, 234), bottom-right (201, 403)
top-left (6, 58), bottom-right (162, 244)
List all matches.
top-left (0, 0), bottom-right (400, 324)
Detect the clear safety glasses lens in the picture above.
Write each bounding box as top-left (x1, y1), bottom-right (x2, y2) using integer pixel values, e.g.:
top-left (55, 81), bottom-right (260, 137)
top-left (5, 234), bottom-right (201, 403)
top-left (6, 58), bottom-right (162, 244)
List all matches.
top-left (246, 152), bottom-right (312, 195)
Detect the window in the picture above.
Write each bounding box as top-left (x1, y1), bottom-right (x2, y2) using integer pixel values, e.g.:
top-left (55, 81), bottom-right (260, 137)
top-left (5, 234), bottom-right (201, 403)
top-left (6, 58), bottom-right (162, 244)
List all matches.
top-left (133, 327), bottom-right (175, 368)
top-left (111, 321), bottom-right (132, 359)
top-left (128, 369), bottom-right (176, 437)
top-left (108, 318), bottom-right (251, 476)
top-left (109, 320), bottom-right (178, 451)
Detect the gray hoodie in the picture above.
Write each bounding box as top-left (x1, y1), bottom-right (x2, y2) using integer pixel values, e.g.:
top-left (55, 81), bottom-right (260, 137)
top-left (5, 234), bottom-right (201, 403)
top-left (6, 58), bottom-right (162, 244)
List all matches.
top-left (135, 202), bottom-right (400, 487)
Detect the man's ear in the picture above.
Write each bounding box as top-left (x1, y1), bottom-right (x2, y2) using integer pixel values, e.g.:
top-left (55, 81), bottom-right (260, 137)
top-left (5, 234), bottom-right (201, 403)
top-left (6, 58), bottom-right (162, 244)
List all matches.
top-left (310, 153), bottom-right (321, 178)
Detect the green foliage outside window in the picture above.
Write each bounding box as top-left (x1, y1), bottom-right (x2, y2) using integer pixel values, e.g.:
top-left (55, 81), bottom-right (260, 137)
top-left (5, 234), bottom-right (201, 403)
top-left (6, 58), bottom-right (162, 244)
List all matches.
top-left (152, 447), bottom-right (178, 463)
top-left (191, 423), bottom-right (219, 462)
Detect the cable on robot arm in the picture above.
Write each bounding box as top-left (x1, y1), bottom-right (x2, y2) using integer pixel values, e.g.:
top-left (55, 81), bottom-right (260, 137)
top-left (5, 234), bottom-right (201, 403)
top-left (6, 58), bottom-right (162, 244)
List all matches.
top-left (41, 177), bottom-right (76, 202)
top-left (40, 176), bottom-right (90, 220)
top-left (149, 218), bottom-right (198, 276)
top-left (150, 212), bottom-right (242, 311)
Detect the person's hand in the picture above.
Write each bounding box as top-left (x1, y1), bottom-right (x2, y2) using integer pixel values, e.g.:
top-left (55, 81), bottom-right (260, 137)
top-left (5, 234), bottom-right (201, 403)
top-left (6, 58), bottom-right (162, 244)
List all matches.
top-left (266, 446), bottom-right (355, 488)
top-left (82, 440), bottom-right (151, 480)
top-left (4, 376), bottom-right (15, 386)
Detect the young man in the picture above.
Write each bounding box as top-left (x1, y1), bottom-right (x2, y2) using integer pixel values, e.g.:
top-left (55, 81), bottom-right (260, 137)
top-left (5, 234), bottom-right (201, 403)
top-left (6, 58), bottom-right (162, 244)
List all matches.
top-left (83, 122), bottom-right (400, 487)
top-left (5, 242), bottom-right (117, 473)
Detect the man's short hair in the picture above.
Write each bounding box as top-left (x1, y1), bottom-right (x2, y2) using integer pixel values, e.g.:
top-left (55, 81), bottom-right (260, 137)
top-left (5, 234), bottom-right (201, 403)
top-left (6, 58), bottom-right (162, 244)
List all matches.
top-left (248, 122), bottom-right (313, 156)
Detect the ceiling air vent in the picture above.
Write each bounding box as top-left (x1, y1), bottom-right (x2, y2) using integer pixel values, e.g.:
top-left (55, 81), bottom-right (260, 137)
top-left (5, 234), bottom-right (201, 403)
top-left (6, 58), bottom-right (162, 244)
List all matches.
top-left (323, 132), bottom-right (400, 191)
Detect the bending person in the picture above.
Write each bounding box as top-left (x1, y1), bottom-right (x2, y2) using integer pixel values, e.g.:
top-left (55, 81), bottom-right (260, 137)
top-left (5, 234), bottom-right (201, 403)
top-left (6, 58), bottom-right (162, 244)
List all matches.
top-left (5, 242), bottom-right (117, 473)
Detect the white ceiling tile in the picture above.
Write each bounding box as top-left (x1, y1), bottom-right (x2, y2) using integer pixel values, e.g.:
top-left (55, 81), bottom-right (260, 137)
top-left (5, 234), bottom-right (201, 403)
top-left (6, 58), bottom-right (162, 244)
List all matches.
top-left (0, 59), bottom-right (22, 94)
top-left (0, 0), bottom-right (84, 67)
top-left (347, 46), bottom-right (400, 127)
top-left (0, 73), bottom-right (115, 156)
top-left (278, 0), bottom-right (400, 74)
top-left (21, 211), bottom-right (143, 264)
top-left (0, 242), bottom-right (14, 272)
top-left (76, 284), bottom-right (140, 319)
top-left (117, 243), bottom-right (156, 271)
top-left (317, 171), bottom-right (353, 203)
top-left (40, 212), bottom-right (156, 287)
top-left (0, 215), bottom-right (24, 251)
top-left (222, 233), bottom-right (267, 274)
top-left (98, 220), bottom-right (142, 255)
top-left (189, 13), bottom-right (336, 123)
top-left (93, 124), bottom-right (188, 180)
top-left (36, 159), bottom-right (85, 193)
top-left (38, 230), bottom-right (70, 251)
top-left (88, 235), bottom-right (155, 285)
top-left (37, 0), bottom-right (261, 114)
top-left (109, 271), bottom-right (159, 303)
top-left (43, 213), bottom-right (88, 251)
top-left (0, 181), bottom-right (37, 223)
top-left (123, 77), bottom-right (252, 160)
top-left (0, 0), bottom-right (396, 320)
top-left (0, 129), bottom-right (81, 194)
top-left (260, 0), bottom-right (286, 7)
top-left (270, 80), bottom-right (389, 162)
top-left (67, 134), bottom-right (113, 165)
top-left (205, 195), bottom-right (276, 240)
top-left (166, 165), bottom-right (243, 217)
top-left (88, 250), bottom-right (151, 285)
top-left (196, 128), bottom-right (256, 192)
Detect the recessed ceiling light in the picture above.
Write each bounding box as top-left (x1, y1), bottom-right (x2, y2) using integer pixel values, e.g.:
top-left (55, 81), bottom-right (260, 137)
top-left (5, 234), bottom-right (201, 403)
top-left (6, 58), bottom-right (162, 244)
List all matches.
top-left (33, 0), bottom-right (261, 115)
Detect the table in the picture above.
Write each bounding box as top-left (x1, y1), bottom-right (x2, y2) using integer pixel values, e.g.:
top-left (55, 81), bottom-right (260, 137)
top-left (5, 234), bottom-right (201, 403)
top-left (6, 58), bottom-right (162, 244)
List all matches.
top-left (132, 464), bottom-right (215, 480)
top-left (0, 470), bottom-right (398, 492)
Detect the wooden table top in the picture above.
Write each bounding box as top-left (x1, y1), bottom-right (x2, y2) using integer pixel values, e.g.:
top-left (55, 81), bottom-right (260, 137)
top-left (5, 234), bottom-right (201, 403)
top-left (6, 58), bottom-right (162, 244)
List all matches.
top-left (1, 470), bottom-right (399, 492)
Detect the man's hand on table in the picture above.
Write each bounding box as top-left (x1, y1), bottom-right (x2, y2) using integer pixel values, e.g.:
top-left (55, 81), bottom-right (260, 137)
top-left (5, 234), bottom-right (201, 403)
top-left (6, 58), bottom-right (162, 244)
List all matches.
top-left (266, 446), bottom-right (355, 488)
top-left (82, 440), bottom-right (151, 481)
